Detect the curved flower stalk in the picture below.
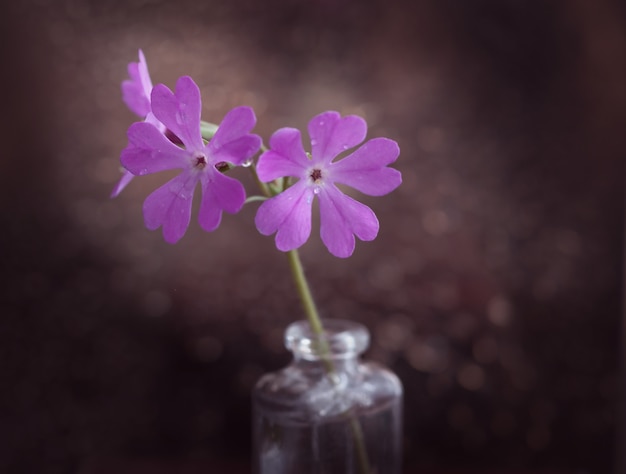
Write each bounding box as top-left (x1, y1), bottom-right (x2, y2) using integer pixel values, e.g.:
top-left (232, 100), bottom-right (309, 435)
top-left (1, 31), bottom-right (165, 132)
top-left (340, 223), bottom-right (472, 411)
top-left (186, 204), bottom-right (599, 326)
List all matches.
top-left (254, 111), bottom-right (402, 258)
top-left (112, 50), bottom-right (166, 197)
top-left (120, 76), bottom-right (261, 243)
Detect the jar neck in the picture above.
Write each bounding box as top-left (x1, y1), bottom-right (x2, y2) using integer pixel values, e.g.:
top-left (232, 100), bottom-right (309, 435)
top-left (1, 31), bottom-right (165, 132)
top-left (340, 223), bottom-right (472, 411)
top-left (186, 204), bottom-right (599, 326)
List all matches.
top-left (292, 353), bottom-right (361, 376)
top-left (285, 319), bottom-right (370, 370)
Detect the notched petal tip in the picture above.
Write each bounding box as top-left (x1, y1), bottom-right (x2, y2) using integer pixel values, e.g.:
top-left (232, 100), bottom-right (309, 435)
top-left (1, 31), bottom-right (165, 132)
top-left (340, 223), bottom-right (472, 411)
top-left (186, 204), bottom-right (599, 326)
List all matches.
top-left (229, 105), bottom-right (257, 122)
top-left (329, 136), bottom-right (403, 196)
top-left (309, 111), bottom-right (368, 163)
top-left (150, 77), bottom-right (204, 151)
top-left (318, 185), bottom-right (379, 258)
top-left (216, 105), bottom-right (258, 136)
top-left (143, 175), bottom-right (196, 244)
top-left (175, 75), bottom-right (200, 94)
top-left (256, 129), bottom-right (308, 182)
top-left (254, 183), bottom-right (312, 251)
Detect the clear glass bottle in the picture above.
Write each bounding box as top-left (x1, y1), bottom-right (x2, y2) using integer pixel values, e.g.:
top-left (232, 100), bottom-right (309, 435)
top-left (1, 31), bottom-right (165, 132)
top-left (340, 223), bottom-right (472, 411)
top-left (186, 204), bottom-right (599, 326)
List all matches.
top-left (252, 319), bottom-right (403, 474)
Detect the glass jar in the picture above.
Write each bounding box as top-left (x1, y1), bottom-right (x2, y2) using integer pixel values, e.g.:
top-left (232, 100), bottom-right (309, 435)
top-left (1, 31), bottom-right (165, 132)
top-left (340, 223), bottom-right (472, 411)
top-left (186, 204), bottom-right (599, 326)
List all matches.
top-left (252, 319), bottom-right (403, 474)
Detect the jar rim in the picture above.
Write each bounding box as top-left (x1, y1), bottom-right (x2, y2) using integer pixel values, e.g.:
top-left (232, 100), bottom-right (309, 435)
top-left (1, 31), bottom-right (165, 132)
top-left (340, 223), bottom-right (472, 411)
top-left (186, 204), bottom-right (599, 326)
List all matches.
top-left (285, 319), bottom-right (370, 360)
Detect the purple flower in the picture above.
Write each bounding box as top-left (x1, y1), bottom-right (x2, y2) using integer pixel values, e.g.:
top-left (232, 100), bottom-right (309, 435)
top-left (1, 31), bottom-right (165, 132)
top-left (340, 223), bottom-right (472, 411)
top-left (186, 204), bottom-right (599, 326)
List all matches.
top-left (112, 50), bottom-right (165, 198)
top-left (121, 76), bottom-right (261, 243)
top-left (254, 111), bottom-right (402, 258)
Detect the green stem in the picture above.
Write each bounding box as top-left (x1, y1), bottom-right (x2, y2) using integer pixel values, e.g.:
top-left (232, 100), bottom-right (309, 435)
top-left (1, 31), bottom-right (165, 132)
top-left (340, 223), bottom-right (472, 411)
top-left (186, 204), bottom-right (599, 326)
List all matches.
top-left (248, 149), bottom-right (273, 198)
top-left (249, 148), bottom-right (371, 473)
top-left (350, 417), bottom-right (371, 474)
top-left (285, 249), bottom-right (333, 375)
top-left (243, 195), bottom-right (269, 205)
top-left (286, 249), bottom-right (323, 336)
top-left (285, 249), bottom-right (371, 474)
top-left (252, 168), bottom-right (272, 199)
top-left (200, 121), bottom-right (219, 140)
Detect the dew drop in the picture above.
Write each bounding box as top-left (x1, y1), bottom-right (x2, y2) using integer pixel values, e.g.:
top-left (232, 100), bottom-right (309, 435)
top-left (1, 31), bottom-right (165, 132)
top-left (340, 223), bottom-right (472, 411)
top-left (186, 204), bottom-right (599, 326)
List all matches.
top-left (313, 186), bottom-right (321, 195)
top-left (242, 158), bottom-right (253, 168)
top-left (342, 144), bottom-right (349, 150)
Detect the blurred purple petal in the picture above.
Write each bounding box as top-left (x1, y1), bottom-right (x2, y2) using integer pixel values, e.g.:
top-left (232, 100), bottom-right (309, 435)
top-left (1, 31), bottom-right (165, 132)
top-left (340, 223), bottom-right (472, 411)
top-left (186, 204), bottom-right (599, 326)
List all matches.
top-left (331, 138), bottom-right (402, 196)
top-left (308, 111), bottom-right (367, 163)
top-left (143, 172), bottom-right (199, 243)
top-left (121, 122), bottom-right (189, 175)
top-left (198, 171), bottom-right (246, 232)
top-left (150, 76), bottom-right (204, 151)
top-left (122, 73), bottom-right (149, 118)
top-left (136, 50), bottom-right (152, 97)
top-left (121, 50), bottom-right (153, 117)
top-left (110, 170), bottom-right (135, 198)
top-left (256, 128), bottom-right (308, 182)
top-left (319, 184), bottom-right (379, 258)
top-left (145, 111), bottom-right (166, 134)
top-left (255, 182), bottom-right (313, 252)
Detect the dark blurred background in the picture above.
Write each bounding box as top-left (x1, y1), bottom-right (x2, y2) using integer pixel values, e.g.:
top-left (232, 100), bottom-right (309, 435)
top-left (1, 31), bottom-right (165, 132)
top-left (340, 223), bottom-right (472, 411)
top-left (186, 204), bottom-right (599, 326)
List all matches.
top-left (0, 0), bottom-right (624, 473)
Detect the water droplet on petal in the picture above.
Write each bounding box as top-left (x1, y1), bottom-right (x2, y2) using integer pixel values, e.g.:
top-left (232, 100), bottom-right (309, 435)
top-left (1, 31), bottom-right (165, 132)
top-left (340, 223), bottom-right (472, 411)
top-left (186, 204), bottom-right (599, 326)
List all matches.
top-left (313, 186), bottom-right (321, 195)
top-left (342, 144), bottom-right (349, 150)
top-left (242, 159), bottom-right (253, 168)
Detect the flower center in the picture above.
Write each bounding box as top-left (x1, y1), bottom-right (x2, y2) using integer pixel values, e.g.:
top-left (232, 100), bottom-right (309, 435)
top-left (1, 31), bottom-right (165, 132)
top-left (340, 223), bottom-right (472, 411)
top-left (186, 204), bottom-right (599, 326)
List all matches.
top-left (310, 168), bottom-right (323, 183)
top-left (194, 153), bottom-right (208, 170)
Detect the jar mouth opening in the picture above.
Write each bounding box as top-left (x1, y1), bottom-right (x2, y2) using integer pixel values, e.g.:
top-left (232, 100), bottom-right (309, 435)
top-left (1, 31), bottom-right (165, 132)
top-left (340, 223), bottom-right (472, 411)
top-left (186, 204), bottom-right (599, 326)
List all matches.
top-left (285, 319), bottom-right (370, 360)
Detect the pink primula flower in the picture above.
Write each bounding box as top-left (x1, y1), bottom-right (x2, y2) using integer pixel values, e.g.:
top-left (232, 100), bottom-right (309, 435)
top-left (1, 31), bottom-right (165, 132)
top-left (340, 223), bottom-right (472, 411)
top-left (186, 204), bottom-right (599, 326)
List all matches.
top-left (255, 111), bottom-right (402, 258)
top-left (112, 50), bottom-right (165, 197)
top-left (121, 76), bottom-right (261, 243)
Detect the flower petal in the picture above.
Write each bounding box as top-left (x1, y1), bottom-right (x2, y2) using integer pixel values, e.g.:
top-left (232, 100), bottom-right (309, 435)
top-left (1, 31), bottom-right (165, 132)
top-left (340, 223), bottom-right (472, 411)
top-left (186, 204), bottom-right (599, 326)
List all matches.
top-left (143, 171), bottom-right (199, 243)
top-left (308, 111), bottom-right (367, 164)
top-left (209, 135), bottom-right (262, 167)
top-left (254, 181), bottom-right (313, 252)
top-left (208, 106), bottom-right (261, 165)
top-left (330, 138), bottom-right (402, 196)
top-left (121, 122), bottom-right (189, 175)
top-left (145, 111), bottom-right (166, 134)
top-left (136, 50), bottom-right (153, 100)
top-left (318, 185), bottom-right (379, 258)
top-left (121, 50), bottom-right (153, 118)
top-left (256, 128), bottom-right (308, 182)
top-left (110, 170), bottom-right (135, 198)
top-left (198, 170), bottom-right (246, 232)
top-left (150, 76), bottom-right (204, 151)
top-left (122, 65), bottom-right (150, 117)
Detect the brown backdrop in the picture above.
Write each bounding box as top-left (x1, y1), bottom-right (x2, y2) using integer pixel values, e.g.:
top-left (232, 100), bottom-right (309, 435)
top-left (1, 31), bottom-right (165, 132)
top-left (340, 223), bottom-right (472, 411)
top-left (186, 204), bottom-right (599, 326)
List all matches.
top-left (0, 0), bottom-right (624, 473)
